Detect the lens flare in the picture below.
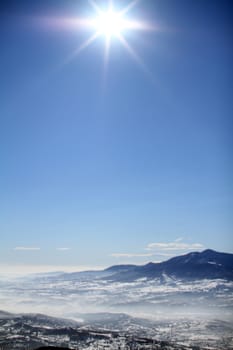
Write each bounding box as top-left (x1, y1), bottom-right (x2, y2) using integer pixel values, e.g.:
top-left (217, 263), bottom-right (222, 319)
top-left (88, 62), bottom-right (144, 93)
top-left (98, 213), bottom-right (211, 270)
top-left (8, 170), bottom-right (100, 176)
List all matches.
top-left (39, 0), bottom-right (157, 77)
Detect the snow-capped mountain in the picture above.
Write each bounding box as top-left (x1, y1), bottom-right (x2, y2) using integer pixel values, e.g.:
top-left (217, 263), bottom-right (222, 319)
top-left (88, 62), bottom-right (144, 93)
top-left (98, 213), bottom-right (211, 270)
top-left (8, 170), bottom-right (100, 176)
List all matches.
top-left (103, 249), bottom-right (233, 282)
top-left (55, 249), bottom-right (233, 283)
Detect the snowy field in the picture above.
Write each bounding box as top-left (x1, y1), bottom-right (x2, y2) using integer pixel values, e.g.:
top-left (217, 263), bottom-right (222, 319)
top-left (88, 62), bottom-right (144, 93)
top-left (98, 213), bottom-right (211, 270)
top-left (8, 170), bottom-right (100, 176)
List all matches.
top-left (0, 272), bottom-right (232, 320)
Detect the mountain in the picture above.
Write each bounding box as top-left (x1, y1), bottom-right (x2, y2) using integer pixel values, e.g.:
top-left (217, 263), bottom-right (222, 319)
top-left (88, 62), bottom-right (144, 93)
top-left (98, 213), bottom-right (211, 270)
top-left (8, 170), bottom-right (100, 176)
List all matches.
top-left (103, 249), bottom-right (233, 282)
top-left (36, 249), bottom-right (233, 283)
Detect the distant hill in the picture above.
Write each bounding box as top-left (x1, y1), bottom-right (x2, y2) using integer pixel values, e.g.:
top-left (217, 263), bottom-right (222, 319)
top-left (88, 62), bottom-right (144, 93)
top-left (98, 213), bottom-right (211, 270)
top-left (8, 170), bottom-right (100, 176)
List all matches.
top-left (43, 249), bottom-right (233, 283)
top-left (103, 249), bottom-right (233, 282)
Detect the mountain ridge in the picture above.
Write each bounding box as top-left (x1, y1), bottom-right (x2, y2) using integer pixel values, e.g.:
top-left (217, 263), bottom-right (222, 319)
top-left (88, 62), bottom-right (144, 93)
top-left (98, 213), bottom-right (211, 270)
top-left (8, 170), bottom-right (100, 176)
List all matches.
top-left (103, 249), bottom-right (233, 281)
top-left (42, 249), bottom-right (233, 283)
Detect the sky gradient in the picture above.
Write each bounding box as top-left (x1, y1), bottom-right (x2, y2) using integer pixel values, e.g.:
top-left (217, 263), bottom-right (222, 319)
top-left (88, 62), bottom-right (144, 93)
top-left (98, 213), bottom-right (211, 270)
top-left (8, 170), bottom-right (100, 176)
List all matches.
top-left (0, 0), bottom-right (232, 273)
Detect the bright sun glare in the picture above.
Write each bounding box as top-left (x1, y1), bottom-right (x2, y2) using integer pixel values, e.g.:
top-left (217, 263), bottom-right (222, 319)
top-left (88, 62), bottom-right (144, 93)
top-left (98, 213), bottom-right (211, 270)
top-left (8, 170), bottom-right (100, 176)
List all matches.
top-left (93, 10), bottom-right (126, 38)
top-left (46, 0), bottom-right (156, 75)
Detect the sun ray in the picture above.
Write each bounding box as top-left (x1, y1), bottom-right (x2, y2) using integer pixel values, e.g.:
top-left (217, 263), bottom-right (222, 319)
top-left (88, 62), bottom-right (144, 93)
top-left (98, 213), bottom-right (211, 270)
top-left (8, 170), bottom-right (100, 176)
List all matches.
top-left (74, 31), bottom-right (100, 54)
top-left (117, 34), bottom-right (144, 68)
top-left (99, 36), bottom-right (111, 95)
top-left (117, 33), bottom-right (152, 79)
top-left (104, 35), bottom-right (111, 68)
top-left (108, 0), bottom-right (114, 11)
top-left (119, 0), bottom-right (140, 17)
top-left (88, 0), bottom-right (102, 16)
top-left (63, 31), bottom-right (101, 66)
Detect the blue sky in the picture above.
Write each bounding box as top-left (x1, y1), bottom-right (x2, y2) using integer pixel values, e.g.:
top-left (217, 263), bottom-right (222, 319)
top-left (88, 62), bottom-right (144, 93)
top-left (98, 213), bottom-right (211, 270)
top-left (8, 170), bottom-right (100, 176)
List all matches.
top-left (0, 0), bottom-right (232, 273)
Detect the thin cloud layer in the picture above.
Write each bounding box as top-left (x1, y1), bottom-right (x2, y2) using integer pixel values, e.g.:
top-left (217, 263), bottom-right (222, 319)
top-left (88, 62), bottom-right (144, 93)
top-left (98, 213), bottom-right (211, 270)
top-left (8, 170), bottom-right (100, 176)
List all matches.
top-left (146, 242), bottom-right (204, 251)
top-left (14, 247), bottom-right (41, 251)
top-left (111, 253), bottom-right (154, 258)
top-left (56, 248), bottom-right (71, 251)
top-left (110, 239), bottom-right (204, 262)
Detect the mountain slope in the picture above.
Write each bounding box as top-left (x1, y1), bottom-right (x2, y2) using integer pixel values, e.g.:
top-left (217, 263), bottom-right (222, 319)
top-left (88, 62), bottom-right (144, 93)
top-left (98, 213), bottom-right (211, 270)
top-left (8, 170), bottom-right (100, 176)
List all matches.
top-left (44, 249), bottom-right (233, 283)
top-left (104, 249), bottom-right (233, 281)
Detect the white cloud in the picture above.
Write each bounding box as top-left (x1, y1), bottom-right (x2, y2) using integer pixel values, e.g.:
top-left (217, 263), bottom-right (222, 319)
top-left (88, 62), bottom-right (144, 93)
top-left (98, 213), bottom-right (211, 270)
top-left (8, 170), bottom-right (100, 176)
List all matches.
top-left (146, 242), bottom-right (204, 251)
top-left (56, 248), bottom-right (71, 251)
top-left (109, 239), bottom-right (204, 264)
top-left (14, 247), bottom-right (41, 251)
top-left (175, 237), bottom-right (184, 242)
top-left (110, 253), bottom-right (154, 258)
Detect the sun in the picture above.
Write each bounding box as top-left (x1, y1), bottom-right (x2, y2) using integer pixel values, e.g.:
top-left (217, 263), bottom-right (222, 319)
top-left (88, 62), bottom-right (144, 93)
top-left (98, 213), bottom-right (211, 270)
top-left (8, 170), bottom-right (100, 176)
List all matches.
top-left (93, 9), bottom-right (126, 38)
top-left (81, 0), bottom-right (154, 71)
top-left (88, 0), bottom-right (135, 42)
top-left (45, 0), bottom-right (156, 75)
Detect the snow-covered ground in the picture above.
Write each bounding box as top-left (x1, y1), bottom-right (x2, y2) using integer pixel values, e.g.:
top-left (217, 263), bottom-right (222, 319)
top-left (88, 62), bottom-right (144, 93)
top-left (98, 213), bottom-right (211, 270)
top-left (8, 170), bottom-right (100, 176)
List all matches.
top-left (0, 273), bottom-right (232, 321)
top-left (0, 272), bottom-right (233, 348)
